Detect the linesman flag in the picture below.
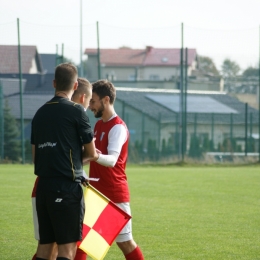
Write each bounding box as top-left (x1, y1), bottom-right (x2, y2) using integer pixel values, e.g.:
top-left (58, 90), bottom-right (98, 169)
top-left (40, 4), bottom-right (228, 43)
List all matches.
top-left (77, 184), bottom-right (131, 260)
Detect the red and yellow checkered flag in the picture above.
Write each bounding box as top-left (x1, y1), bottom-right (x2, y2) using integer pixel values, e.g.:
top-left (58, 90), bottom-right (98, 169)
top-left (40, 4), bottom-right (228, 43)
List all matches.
top-left (77, 184), bottom-right (131, 260)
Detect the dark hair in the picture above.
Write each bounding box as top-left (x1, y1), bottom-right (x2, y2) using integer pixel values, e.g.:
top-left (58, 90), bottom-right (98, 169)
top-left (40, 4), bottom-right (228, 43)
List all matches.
top-left (92, 79), bottom-right (116, 104)
top-left (55, 63), bottom-right (78, 91)
top-left (72, 77), bottom-right (92, 98)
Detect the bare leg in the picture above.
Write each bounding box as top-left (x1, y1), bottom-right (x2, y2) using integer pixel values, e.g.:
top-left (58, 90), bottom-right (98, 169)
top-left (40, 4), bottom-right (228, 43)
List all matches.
top-left (116, 239), bottom-right (137, 255)
top-left (36, 243), bottom-right (56, 259)
top-left (57, 242), bottom-right (77, 260)
top-left (50, 243), bottom-right (58, 260)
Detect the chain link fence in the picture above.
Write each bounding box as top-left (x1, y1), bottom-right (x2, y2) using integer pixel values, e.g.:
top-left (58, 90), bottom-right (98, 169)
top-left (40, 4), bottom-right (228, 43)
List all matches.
top-left (0, 21), bottom-right (259, 164)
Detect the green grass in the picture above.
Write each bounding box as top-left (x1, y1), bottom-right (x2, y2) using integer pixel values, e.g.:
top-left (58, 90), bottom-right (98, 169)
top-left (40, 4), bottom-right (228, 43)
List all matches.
top-left (0, 164), bottom-right (259, 259)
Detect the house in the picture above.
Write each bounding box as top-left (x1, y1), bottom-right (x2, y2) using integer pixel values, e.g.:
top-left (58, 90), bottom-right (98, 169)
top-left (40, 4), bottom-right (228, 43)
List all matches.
top-left (1, 44), bottom-right (257, 161)
top-left (39, 53), bottom-right (57, 91)
top-left (84, 46), bottom-right (221, 91)
top-left (0, 45), bottom-right (45, 91)
top-left (0, 78), bottom-right (27, 96)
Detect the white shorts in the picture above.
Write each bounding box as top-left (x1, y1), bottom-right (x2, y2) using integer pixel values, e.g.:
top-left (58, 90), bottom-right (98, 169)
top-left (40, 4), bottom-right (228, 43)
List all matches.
top-left (32, 197), bottom-right (39, 240)
top-left (115, 202), bottom-right (133, 243)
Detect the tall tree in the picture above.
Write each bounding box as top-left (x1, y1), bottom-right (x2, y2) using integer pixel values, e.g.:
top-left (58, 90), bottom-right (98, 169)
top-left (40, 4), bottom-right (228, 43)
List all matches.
top-left (221, 59), bottom-right (240, 78)
top-left (198, 56), bottom-right (220, 76)
top-left (4, 99), bottom-right (20, 161)
top-left (242, 66), bottom-right (258, 77)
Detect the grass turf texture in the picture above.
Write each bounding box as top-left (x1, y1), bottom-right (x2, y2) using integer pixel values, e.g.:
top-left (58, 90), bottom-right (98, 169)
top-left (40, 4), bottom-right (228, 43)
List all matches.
top-left (0, 164), bottom-right (259, 260)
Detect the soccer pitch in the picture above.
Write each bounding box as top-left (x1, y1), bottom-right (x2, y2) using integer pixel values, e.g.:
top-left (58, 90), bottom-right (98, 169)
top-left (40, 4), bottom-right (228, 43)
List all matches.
top-left (0, 164), bottom-right (259, 260)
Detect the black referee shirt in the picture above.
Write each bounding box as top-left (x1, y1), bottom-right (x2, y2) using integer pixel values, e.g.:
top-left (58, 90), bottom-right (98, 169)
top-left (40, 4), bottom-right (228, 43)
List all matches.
top-left (31, 96), bottom-right (93, 192)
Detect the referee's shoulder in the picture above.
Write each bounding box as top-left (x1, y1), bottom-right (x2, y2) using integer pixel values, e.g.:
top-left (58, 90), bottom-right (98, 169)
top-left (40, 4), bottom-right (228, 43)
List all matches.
top-left (69, 101), bottom-right (84, 111)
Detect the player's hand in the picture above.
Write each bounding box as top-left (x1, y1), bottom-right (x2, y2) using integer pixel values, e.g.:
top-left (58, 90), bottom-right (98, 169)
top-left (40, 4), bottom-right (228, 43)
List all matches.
top-left (81, 180), bottom-right (89, 187)
top-left (80, 176), bottom-right (89, 187)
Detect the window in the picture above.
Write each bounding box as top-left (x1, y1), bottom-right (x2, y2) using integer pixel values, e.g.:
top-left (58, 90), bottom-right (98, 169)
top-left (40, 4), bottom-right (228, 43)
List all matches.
top-left (149, 74), bottom-right (160, 80)
top-left (128, 75), bottom-right (136, 81)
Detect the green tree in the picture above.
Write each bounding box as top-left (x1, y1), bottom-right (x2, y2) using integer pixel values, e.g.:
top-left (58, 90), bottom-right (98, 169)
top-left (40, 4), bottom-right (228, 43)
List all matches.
top-left (188, 135), bottom-right (202, 158)
top-left (221, 59), bottom-right (240, 78)
top-left (198, 56), bottom-right (220, 76)
top-left (147, 139), bottom-right (158, 161)
top-left (202, 136), bottom-right (211, 152)
top-left (242, 66), bottom-right (258, 77)
top-left (25, 139), bottom-right (32, 163)
top-left (4, 100), bottom-right (20, 161)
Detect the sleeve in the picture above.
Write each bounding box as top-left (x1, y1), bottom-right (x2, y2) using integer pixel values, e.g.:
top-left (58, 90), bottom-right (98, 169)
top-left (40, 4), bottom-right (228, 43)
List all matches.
top-left (77, 108), bottom-right (94, 144)
top-left (107, 124), bottom-right (127, 154)
top-left (96, 124), bottom-right (127, 167)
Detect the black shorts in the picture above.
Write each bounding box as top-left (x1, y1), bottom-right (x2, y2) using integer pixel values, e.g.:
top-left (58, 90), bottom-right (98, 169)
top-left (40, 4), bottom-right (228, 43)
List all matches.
top-left (36, 188), bottom-right (85, 244)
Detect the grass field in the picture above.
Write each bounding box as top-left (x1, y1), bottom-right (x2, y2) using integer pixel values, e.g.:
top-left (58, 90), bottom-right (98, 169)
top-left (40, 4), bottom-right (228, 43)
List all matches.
top-left (0, 164), bottom-right (259, 260)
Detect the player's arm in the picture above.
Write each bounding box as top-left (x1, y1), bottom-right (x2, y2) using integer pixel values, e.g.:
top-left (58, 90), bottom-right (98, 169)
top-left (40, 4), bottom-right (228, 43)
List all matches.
top-left (82, 139), bottom-right (99, 165)
top-left (96, 124), bottom-right (127, 167)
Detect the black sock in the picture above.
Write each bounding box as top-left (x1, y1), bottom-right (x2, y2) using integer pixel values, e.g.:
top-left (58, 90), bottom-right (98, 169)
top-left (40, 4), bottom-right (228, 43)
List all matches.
top-left (56, 257), bottom-right (70, 260)
top-left (35, 258), bottom-right (48, 260)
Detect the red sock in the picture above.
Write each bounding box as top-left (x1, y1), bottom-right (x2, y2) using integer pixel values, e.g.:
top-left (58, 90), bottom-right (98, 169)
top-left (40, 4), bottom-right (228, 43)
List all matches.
top-left (125, 246), bottom-right (144, 260)
top-left (32, 253), bottom-right (37, 260)
top-left (74, 248), bottom-right (87, 260)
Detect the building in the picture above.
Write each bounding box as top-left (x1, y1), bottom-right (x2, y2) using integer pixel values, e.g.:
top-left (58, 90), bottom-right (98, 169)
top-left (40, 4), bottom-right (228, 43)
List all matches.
top-left (0, 45), bottom-right (45, 92)
top-left (84, 46), bottom-right (221, 91)
top-left (1, 44), bottom-right (258, 162)
top-left (4, 86), bottom-right (259, 161)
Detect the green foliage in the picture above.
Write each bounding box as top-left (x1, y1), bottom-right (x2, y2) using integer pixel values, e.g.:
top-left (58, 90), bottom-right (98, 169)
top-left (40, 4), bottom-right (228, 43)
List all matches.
top-left (0, 165), bottom-right (260, 259)
top-left (188, 135), bottom-right (202, 158)
top-left (221, 58), bottom-right (240, 78)
top-left (198, 56), bottom-right (220, 76)
top-left (247, 137), bottom-right (255, 152)
top-left (218, 138), bottom-right (242, 153)
top-left (147, 139), bottom-right (159, 161)
top-left (242, 66), bottom-right (258, 77)
top-left (25, 139), bottom-right (32, 163)
top-left (202, 136), bottom-right (211, 152)
top-left (209, 139), bottom-right (215, 151)
top-left (3, 100), bottom-right (20, 161)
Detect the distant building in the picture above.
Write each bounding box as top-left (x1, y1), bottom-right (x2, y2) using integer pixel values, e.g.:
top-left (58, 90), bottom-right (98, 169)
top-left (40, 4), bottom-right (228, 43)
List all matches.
top-left (84, 46), bottom-right (221, 91)
top-left (5, 87), bottom-right (259, 155)
top-left (0, 45), bottom-right (45, 91)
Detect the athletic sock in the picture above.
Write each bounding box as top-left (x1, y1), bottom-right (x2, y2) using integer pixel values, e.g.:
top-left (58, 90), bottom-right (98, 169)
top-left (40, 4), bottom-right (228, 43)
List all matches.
top-left (32, 253), bottom-right (37, 260)
top-left (125, 246), bottom-right (144, 260)
top-left (35, 258), bottom-right (48, 260)
top-left (74, 248), bottom-right (87, 260)
top-left (56, 257), bottom-right (70, 260)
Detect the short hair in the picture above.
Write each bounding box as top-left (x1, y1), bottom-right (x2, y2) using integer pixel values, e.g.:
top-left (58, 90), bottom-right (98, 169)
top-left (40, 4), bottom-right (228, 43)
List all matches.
top-left (72, 77), bottom-right (92, 99)
top-left (92, 80), bottom-right (116, 104)
top-left (54, 63), bottom-right (78, 91)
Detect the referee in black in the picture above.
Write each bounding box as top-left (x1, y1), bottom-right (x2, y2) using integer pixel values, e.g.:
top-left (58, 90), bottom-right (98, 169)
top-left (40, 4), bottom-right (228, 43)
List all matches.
top-left (31, 63), bottom-right (99, 260)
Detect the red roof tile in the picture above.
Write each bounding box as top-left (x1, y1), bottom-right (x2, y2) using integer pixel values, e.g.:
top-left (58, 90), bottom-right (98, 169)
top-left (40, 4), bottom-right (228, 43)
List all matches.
top-left (85, 48), bottom-right (146, 66)
top-left (143, 47), bottom-right (197, 66)
top-left (0, 45), bottom-right (41, 73)
top-left (84, 46), bottom-right (197, 67)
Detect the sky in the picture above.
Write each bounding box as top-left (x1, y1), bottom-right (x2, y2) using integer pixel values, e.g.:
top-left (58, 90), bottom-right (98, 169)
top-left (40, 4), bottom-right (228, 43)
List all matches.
top-left (1, 0), bottom-right (260, 71)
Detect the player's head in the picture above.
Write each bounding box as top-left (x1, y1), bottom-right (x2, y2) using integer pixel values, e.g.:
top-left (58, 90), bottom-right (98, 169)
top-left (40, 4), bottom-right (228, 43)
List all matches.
top-left (89, 80), bottom-right (116, 118)
top-left (92, 79), bottom-right (116, 104)
top-left (54, 63), bottom-right (78, 92)
top-left (72, 77), bottom-right (92, 110)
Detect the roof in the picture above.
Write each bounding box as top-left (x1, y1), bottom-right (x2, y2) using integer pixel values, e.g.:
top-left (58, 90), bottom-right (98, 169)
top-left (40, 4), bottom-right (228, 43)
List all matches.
top-left (0, 45), bottom-right (43, 74)
top-left (6, 88), bottom-right (258, 127)
top-left (0, 78), bottom-right (27, 96)
top-left (7, 92), bottom-right (53, 120)
top-left (84, 46), bottom-right (197, 67)
top-left (40, 54), bottom-right (56, 74)
top-left (85, 48), bottom-right (146, 66)
top-left (115, 88), bottom-right (258, 124)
